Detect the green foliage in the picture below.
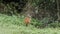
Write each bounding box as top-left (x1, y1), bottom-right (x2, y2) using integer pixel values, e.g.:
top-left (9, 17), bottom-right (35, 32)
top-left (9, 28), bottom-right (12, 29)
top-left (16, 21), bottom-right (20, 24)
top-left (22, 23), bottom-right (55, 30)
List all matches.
top-left (0, 0), bottom-right (59, 29)
top-left (48, 22), bottom-right (60, 28)
top-left (0, 3), bottom-right (18, 15)
top-left (31, 17), bottom-right (60, 28)
top-left (0, 14), bottom-right (60, 34)
top-left (0, 13), bottom-right (59, 28)
top-left (0, 14), bottom-right (24, 26)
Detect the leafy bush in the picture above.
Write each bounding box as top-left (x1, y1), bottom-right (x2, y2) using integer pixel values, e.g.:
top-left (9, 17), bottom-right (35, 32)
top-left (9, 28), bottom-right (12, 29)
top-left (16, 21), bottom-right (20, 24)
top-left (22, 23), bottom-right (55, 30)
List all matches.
top-left (31, 17), bottom-right (60, 28)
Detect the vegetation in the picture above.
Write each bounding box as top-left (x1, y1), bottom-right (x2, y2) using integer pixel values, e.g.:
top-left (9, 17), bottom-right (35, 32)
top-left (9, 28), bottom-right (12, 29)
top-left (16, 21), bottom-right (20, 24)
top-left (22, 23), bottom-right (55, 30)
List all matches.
top-left (0, 0), bottom-right (60, 34)
top-left (0, 14), bottom-right (60, 34)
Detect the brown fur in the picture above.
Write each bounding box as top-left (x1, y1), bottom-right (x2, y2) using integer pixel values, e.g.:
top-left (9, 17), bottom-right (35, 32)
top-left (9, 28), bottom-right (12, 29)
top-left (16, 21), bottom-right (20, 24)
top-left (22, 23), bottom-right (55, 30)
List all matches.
top-left (24, 16), bottom-right (31, 26)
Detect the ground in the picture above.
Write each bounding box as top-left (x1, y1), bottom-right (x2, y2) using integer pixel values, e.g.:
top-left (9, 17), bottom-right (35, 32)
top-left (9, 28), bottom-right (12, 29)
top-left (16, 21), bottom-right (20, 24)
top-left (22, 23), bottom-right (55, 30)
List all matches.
top-left (0, 14), bottom-right (60, 34)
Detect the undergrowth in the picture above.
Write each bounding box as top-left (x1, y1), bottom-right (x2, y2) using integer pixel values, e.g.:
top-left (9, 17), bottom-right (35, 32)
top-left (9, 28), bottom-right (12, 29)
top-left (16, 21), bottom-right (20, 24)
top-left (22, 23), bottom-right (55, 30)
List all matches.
top-left (0, 14), bottom-right (60, 34)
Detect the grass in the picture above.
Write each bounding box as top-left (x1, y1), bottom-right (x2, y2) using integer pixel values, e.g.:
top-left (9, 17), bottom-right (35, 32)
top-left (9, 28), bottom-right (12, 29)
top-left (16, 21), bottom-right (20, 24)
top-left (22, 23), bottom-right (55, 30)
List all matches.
top-left (0, 14), bottom-right (60, 34)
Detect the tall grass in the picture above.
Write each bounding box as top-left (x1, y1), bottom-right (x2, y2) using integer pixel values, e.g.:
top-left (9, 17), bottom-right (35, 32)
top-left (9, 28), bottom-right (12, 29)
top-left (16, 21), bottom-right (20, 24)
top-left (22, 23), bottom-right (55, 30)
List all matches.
top-left (0, 14), bottom-right (60, 34)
